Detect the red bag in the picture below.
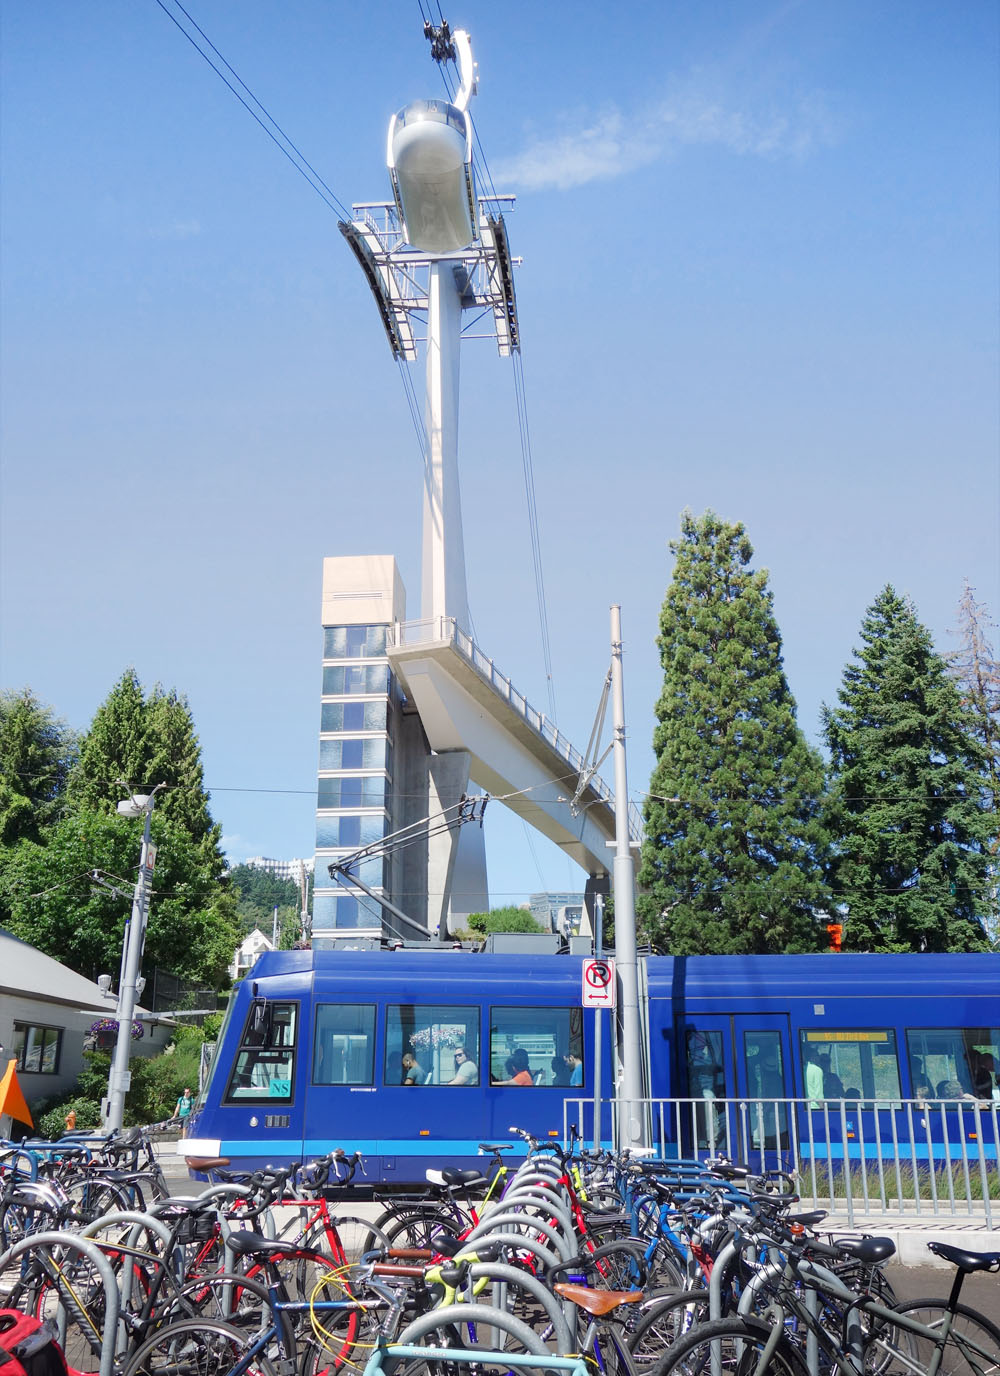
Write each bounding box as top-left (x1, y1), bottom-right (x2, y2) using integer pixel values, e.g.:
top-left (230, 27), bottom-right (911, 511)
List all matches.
top-left (0, 1313), bottom-right (71, 1376)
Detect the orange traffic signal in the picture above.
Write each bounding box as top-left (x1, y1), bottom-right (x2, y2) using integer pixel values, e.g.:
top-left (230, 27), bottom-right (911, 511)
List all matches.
top-left (826, 923), bottom-right (843, 953)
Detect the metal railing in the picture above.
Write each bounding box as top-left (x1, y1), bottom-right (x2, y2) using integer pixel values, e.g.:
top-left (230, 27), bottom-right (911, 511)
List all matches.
top-left (388, 616), bottom-right (643, 840)
top-left (564, 1095), bottom-right (999, 1229)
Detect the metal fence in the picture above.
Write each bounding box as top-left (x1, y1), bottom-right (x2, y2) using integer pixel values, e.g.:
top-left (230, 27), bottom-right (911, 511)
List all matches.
top-left (564, 1095), bottom-right (999, 1228)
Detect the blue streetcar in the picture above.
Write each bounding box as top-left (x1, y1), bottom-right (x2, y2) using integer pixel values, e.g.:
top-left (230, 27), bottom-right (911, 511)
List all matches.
top-left (181, 948), bottom-right (999, 1182)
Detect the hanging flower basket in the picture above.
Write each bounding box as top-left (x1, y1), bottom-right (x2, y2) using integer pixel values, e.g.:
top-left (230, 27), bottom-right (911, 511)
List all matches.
top-left (409, 1024), bottom-right (464, 1052)
top-left (89, 1017), bottom-right (144, 1040)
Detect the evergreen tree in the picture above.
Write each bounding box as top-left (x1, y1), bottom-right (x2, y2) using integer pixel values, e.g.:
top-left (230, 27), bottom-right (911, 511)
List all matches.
top-left (638, 511), bottom-right (830, 954)
top-left (823, 586), bottom-right (991, 952)
top-left (228, 863), bottom-right (303, 939)
top-left (0, 689), bottom-right (77, 846)
top-left (70, 670), bottom-right (222, 854)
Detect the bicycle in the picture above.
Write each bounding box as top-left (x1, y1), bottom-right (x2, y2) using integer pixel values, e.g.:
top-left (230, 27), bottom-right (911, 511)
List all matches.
top-left (648, 1235), bottom-right (1000, 1376)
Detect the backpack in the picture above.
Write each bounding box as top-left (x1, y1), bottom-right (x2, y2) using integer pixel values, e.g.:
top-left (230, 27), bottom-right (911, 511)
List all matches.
top-left (0, 1314), bottom-right (71, 1376)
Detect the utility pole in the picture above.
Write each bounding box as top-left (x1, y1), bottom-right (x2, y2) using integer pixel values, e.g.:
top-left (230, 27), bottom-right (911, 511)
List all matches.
top-left (610, 606), bottom-right (647, 1149)
top-left (105, 783), bottom-right (165, 1133)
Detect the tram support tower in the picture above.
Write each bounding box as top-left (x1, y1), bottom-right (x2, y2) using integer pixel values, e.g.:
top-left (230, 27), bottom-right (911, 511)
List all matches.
top-left (423, 260), bottom-right (469, 632)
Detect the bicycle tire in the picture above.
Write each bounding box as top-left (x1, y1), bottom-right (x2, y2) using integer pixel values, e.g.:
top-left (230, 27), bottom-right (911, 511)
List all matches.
top-left (627, 1290), bottom-right (711, 1370)
top-left (160, 1271), bottom-right (272, 1329)
top-left (381, 1302), bottom-right (549, 1376)
top-left (379, 1210), bottom-right (462, 1253)
top-left (648, 1315), bottom-right (810, 1376)
top-left (122, 1317), bottom-right (279, 1376)
top-left (870, 1298), bottom-right (1000, 1376)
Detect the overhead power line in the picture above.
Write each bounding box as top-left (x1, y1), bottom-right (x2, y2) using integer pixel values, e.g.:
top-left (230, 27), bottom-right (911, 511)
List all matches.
top-left (151, 0), bottom-right (351, 219)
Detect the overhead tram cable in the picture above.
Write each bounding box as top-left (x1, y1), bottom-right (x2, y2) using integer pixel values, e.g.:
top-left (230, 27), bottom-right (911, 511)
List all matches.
top-left (151, 0), bottom-right (351, 219)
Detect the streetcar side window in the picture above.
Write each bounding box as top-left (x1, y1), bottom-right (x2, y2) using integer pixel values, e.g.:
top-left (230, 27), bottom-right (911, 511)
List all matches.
top-left (800, 1029), bottom-right (901, 1104)
top-left (385, 1005), bottom-right (480, 1085)
top-left (225, 1001), bottom-right (297, 1102)
top-left (313, 1004), bottom-right (376, 1085)
top-left (489, 1007), bottom-right (583, 1086)
top-left (905, 1027), bottom-right (1000, 1100)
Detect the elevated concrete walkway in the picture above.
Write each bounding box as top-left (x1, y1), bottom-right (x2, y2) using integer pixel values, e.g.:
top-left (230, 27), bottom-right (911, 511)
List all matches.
top-left (387, 618), bottom-right (641, 875)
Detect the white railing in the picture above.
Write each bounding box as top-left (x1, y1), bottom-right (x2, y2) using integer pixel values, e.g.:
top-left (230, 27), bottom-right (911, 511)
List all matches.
top-left (388, 617), bottom-right (643, 839)
top-left (563, 1095), bottom-right (999, 1228)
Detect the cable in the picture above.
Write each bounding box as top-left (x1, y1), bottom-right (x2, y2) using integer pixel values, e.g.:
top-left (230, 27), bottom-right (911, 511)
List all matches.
top-left (511, 349), bottom-right (557, 722)
top-left (150, 0), bottom-right (351, 220)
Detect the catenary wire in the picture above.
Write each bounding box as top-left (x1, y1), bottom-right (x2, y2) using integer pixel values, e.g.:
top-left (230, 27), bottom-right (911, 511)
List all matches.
top-left (150, 0), bottom-right (351, 220)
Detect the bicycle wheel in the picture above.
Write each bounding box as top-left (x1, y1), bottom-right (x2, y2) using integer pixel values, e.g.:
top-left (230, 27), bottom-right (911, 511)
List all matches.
top-left (64, 1176), bottom-right (133, 1224)
top-left (648, 1316), bottom-right (809, 1376)
top-left (161, 1271), bottom-right (272, 1329)
top-left (871, 1299), bottom-right (1000, 1376)
top-left (381, 1302), bottom-right (549, 1376)
top-left (584, 1240), bottom-right (650, 1290)
top-left (627, 1290), bottom-right (711, 1371)
top-left (123, 1317), bottom-right (279, 1376)
top-left (379, 1210), bottom-right (461, 1253)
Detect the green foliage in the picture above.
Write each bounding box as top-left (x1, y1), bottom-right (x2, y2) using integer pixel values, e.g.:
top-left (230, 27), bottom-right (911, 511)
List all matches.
top-left (0, 689), bottom-right (77, 848)
top-left (69, 671), bottom-right (219, 845)
top-left (37, 1095), bottom-right (102, 1141)
top-left (467, 906), bottom-right (545, 934)
top-left (33, 1029), bottom-right (211, 1134)
top-left (228, 862), bottom-right (305, 943)
top-left (0, 808), bottom-right (240, 985)
top-left (638, 511), bottom-right (830, 954)
top-left (0, 670), bottom-right (241, 989)
top-left (823, 586), bottom-right (992, 952)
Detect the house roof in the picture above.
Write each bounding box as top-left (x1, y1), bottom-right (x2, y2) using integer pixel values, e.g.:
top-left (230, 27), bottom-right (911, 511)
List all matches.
top-left (0, 927), bottom-right (144, 1014)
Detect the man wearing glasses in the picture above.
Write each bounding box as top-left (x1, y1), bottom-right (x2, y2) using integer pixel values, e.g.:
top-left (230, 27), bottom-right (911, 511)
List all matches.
top-left (447, 1045), bottom-right (478, 1085)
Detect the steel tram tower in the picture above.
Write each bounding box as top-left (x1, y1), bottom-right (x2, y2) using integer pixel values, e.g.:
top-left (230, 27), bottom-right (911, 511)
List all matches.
top-left (340, 26), bottom-right (519, 640)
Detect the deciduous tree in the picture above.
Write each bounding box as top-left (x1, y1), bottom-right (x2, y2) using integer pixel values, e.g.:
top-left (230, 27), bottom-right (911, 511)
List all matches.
top-left (638, 511), bottom-right (830, 954)
top-left (823, 586), bottom-right (991, 951)
top-left (0, 808), bottom-right (240, 987)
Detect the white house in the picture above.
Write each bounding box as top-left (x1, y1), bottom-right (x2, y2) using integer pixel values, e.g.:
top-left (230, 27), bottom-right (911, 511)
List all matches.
top-left (0, 928), bottom-right (173, 1114)
top-left (229, 928), bottom-right (275, 982)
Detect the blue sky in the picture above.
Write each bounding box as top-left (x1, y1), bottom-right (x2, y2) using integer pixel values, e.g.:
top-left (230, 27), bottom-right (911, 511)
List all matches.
top-left (2, 0), bottom-right (997, 906)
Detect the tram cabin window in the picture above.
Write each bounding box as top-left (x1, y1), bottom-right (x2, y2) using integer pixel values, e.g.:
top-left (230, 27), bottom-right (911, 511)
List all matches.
top-left (312, 1004), bottom-right (376, 1086)
top-left (800, 1029), bottom-right (901, 1106)
top-left (489, 1007), bottom-right (583, 1086)
top-left (225, 1001), bottom-right (297, 1102)
top-left (906, 1027), bottom-right (1000, 1101)
top-left (385, 1005), bottom-right (480, 1085)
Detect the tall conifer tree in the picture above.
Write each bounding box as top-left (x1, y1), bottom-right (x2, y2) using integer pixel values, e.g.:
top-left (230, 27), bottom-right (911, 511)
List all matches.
top-left (823, 587), bottom-right (990, 951)
top-left (0, 690), bottom-right (76, 846)
top-left (638, 511), bottom-right (830, 954)
top-left (70, 669), bottom-right (222, 856)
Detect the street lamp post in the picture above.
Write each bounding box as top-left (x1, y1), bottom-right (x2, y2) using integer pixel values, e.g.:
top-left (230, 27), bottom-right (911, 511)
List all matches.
top-left (104, 783), bottom-right (165, 1133)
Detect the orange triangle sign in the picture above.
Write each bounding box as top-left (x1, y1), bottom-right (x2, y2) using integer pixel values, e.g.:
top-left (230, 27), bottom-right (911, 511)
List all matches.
top-left (0, 1059), bottom-right (33, 1127)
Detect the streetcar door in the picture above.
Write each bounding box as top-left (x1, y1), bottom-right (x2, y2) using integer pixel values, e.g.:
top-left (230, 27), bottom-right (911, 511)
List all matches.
top-left (675, 1014), bottom-right (792, 1164)
top-left (734, 1015), bottom-right (793, 1161)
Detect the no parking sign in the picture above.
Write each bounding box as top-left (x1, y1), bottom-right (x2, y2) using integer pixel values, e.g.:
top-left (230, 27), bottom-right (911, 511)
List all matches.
top-left (582, 957), bottom-right (616, 1007)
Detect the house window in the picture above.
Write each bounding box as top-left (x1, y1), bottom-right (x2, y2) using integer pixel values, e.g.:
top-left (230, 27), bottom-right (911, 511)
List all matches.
top-left (14, 1023), bottom-right (62, 1075)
